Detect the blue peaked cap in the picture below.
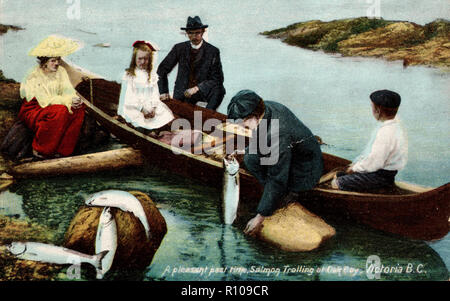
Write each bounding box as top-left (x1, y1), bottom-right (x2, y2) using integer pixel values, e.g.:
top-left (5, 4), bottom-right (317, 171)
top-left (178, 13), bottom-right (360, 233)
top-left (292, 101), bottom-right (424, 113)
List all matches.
top-left (227, 90), bottom-right (262, 120)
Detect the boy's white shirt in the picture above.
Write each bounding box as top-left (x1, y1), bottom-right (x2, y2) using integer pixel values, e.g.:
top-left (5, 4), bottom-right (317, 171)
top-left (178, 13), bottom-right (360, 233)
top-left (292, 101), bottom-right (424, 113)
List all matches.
top-left (352, 118), bottom-right (408, 173)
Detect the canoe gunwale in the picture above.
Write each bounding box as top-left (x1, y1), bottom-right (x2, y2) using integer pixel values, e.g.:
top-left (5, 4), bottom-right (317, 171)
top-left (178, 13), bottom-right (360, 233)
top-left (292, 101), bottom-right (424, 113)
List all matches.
top-left (315, 182), bottom-right (447, 200)
top-left (314, 182), bottom-right (450, 202)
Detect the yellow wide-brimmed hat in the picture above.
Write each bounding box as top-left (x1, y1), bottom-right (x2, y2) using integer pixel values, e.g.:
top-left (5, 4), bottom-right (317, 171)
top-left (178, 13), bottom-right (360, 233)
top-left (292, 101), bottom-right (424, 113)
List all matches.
top-left (28, 35), bottom-right (83, 57)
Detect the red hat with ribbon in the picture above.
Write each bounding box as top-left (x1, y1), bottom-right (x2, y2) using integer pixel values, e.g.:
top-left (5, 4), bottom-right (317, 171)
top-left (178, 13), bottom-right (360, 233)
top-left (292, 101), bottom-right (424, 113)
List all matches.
top-left (132, 40), bottom-right (159, 51)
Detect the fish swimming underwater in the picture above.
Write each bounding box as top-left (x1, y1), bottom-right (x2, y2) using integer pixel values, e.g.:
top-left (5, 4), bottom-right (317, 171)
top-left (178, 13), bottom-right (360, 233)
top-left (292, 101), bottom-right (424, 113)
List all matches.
top-left (95, 207), bottom-right (118, 280)
top-left (6, 241), bottom-right (108, 274)
top-left (85, 190), bottom-right (151, 240)
top-left (222, 156), bottom-right (240, 225)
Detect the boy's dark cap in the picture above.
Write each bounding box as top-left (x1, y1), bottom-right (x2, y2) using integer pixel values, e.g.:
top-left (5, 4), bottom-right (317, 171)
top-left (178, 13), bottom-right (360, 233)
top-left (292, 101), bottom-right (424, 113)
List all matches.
top-left (370, 90), bottom-right (401, 108)
top-left (227, 90), bottom-right (261, 120)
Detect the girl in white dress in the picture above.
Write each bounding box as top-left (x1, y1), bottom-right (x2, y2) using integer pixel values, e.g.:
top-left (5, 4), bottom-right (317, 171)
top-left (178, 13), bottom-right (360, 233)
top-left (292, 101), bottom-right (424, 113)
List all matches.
top-left (118, 41), bottom-right (174, 130)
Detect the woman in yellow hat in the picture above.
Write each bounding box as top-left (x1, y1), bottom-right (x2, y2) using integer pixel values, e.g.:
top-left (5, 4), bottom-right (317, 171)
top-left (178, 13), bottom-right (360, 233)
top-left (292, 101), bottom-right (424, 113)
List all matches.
top-left (17, 35), bottom-right (85, 158)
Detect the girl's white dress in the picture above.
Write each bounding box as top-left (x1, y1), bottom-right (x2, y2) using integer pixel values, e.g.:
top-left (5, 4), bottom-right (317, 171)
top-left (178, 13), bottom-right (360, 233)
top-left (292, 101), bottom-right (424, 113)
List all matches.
top-left (118, 68), bottom-right (174, 129)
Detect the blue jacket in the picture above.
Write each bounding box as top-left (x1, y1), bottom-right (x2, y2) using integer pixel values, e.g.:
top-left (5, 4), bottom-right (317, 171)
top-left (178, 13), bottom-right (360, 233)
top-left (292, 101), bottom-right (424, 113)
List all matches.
top-left (243, 101), bottom-right (323, 216)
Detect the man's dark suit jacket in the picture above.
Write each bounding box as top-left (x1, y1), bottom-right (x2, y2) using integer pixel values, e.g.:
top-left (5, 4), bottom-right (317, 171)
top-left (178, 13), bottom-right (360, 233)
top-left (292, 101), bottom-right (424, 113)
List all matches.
top-left (157, 41), bottom-right (225, 107)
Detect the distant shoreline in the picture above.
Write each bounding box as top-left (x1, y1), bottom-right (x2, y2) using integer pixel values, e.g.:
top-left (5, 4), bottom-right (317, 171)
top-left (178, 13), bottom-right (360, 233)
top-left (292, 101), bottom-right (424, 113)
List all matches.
top-left (0, 24), bottom-right (23, 36)
top-left (0, 24), bottom-right (23, 83)
top-left (261, 17), bottom-right (450, 70)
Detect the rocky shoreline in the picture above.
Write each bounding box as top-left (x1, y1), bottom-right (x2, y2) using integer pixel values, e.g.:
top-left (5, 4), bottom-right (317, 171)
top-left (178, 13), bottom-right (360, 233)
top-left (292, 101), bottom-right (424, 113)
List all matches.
top-left (261, 17), bottom-right (450, 69)
top-left (0, 24), bottom-right (23, 36)
top-left (0, 79), bottom-right (58, 280)
top-left (0, 216), bottom-right (63, 280)
top-left (0, 82), bottom-right (20, 175)
top-left (0, 70), bottom-right (17, 84)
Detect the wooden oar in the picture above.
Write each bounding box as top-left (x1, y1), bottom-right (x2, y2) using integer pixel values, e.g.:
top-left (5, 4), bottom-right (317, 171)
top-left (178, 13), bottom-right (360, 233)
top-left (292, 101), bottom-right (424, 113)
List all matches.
top-left (318, 165), bottom-right (348, 185)
top-left (318, 170), bottom-right (338, 185)
top-left (192, 133), bottom-right (235, 154)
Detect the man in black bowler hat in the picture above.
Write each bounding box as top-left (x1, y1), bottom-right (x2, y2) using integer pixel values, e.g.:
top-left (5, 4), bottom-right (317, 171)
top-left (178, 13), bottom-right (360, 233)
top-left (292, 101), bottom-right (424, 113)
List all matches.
top-left (157, 16), bottom-right (226, 110)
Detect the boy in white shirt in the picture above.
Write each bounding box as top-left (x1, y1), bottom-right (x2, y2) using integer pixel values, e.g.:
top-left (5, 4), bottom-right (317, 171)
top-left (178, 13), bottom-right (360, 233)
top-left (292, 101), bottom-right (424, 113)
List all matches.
top-left (331, 90), bottom-right (408, 192)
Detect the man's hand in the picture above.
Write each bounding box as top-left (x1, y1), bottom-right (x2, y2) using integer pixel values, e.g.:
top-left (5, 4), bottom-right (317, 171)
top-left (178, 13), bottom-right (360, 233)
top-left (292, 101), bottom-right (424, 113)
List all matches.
top-left (244, 214), bottom-right (265, 236)
top-left (160, 93), bottom-right (170, 101)
top-left (184, 86), bottom-right (199, 98)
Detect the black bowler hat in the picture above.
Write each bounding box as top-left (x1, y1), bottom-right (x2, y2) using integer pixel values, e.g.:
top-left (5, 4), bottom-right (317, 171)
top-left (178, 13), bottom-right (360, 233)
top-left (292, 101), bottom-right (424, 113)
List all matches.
top-left (181, 16), bottom-right (208, 31)
top-left (370, 89), bottom-right (401, 108)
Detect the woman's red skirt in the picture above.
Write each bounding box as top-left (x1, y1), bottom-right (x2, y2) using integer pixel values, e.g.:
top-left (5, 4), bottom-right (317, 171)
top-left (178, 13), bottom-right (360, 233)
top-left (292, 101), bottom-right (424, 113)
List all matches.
top-left (18, 98), bottom-right (85, 157)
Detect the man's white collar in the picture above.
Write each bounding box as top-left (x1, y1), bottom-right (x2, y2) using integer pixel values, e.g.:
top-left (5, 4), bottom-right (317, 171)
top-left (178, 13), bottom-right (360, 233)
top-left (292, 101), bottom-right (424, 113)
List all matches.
top-left (190, 40), bottom-right (203, 50)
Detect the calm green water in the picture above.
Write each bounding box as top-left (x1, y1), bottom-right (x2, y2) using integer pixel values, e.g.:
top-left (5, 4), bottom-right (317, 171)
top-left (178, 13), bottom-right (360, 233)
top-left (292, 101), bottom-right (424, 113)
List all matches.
top-left (0, 0), bottom-right (448, 281)
top-left (2, 153), bottom-right (448, 281)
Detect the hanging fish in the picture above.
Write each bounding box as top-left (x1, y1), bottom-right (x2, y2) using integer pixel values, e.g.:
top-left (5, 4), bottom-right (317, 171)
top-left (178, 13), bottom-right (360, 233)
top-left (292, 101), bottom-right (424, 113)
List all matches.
top-left (221, 156), bottom-right (240, 225)
top-left (6, 241), bottom-right (108, 274)
top-left (95, 207), bottom-right (118, 280)
top-left (85, 190), bottom-right (151, 240)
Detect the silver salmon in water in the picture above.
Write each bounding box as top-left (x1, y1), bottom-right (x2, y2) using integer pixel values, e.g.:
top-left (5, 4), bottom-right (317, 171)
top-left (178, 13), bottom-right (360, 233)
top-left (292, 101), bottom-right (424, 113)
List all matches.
top-left (95, 207), bottom-right (118, 280)
top-left (222, 156), bottom-right (240, 224)
top-left (85, 190), bottom-right (151, 240)
top-left (6, 241), bottom-right (108, 272)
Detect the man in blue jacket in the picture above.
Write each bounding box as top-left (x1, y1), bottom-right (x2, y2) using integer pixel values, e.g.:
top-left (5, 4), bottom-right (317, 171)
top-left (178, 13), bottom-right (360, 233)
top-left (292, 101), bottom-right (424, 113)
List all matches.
top-left (157, 16), bottom-right (225, 110)
top-left (227, 90), bottom-right (323, 235)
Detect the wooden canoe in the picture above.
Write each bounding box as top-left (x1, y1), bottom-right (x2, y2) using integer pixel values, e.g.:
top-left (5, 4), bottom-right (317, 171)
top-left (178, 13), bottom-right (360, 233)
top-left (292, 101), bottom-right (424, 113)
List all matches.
top-left (64, 61), bottom-right (449, 241)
